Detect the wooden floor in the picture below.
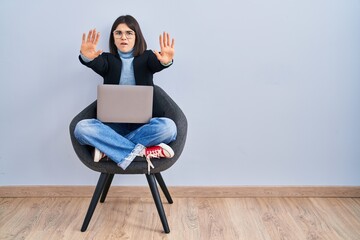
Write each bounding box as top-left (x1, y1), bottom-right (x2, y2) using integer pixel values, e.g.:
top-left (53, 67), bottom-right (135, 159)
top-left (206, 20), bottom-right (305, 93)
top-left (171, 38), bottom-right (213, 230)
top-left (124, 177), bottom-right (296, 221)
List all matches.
top-left (1, 197), bottom-right (360, 240)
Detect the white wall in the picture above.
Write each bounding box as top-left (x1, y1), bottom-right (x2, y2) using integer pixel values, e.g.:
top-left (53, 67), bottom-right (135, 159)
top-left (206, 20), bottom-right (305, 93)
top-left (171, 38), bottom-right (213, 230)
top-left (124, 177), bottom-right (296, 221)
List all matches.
top-left (0, 0), bottom-right (359, 186)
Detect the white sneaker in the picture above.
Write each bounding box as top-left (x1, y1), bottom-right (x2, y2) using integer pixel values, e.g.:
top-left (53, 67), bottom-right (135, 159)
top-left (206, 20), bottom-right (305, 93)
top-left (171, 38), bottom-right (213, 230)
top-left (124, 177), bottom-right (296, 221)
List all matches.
top-left (93, 148), bottom-right (106, 162)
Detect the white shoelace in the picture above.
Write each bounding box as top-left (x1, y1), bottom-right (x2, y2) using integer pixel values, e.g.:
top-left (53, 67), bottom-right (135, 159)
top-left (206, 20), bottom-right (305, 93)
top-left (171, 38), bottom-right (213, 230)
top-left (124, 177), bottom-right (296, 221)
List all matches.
top-left (144, 146), bottom-right (167, 174)
top-left (145, 154), bottom-right (156, 174)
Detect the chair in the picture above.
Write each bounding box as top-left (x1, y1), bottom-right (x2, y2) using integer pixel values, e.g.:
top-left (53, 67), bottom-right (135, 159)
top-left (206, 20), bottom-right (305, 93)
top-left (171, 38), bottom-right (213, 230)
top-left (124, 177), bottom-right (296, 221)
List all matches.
top-left (69, 85), bottom-right (187, 233)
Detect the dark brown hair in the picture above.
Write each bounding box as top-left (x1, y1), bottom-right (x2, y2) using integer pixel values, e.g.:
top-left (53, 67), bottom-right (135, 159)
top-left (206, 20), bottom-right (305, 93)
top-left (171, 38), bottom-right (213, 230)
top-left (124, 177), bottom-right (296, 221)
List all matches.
top-left (109, 15), bottom-right (147, 56)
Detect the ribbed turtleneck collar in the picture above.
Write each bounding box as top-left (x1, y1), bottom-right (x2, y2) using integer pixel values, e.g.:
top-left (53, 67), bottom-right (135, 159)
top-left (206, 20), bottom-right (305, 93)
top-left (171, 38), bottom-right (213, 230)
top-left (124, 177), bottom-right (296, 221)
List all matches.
top-left (118, 49), bottom-right (134, 59)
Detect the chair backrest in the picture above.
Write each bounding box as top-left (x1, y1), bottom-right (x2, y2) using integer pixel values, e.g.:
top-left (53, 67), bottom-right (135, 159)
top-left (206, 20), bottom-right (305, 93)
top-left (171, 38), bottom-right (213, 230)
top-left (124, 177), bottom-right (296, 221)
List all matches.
top-left (69, 85), bottom-right (188, 174)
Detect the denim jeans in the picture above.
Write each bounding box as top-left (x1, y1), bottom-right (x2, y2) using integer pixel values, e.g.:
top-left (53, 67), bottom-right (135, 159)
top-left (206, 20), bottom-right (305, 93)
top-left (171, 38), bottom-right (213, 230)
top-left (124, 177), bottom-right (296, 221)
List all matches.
top-left (74, 117), bottom-right (177, 169)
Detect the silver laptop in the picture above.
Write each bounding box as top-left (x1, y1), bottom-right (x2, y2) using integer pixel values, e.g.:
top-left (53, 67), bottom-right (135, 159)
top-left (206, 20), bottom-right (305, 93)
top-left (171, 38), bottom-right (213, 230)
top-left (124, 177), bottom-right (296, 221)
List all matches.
top-left (97, 85), bottom-right (153, 123)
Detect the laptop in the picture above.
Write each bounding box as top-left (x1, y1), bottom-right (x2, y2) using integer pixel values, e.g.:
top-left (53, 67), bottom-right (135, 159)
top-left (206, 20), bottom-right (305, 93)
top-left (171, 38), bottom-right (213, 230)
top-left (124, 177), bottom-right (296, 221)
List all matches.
top-left (97, 85), bottom-right (153, 123)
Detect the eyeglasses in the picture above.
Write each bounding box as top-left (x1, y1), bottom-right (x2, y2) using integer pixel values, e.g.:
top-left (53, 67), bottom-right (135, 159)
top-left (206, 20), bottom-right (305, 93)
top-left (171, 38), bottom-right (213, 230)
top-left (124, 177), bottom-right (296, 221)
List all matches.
top-left (113, 30), bottom-right (135, 39)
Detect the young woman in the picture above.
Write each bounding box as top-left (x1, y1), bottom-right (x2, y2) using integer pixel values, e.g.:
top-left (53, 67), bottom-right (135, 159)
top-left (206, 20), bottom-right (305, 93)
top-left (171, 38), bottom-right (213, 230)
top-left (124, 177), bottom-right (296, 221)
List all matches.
top-left (74, 15), bottom-right (177, 173)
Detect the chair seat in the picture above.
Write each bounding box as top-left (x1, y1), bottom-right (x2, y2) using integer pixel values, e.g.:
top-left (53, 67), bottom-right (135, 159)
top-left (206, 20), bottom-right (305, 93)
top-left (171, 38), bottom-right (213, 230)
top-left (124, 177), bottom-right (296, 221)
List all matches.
top-left (79, 155), bottom-right (178, 175)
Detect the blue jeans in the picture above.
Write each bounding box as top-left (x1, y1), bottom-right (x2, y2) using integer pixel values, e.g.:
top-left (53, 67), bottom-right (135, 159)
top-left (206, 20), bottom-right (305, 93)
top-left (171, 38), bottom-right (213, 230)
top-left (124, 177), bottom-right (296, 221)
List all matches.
top-left (74, 117), bottom-right (177, 169)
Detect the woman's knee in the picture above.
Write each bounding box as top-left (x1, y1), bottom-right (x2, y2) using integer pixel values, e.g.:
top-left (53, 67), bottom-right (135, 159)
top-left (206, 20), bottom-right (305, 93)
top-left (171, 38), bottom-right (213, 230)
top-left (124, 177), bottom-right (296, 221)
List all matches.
top-left (74, 119), bottom-right (99, 140)
top-left (155, 117), bottom-right (177, 141)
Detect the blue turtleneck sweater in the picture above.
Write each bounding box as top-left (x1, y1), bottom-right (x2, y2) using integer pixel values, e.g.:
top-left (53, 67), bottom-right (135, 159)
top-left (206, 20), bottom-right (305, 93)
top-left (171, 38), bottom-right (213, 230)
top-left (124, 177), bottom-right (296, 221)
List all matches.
top-left (118, 49), bottom-right (135, 85)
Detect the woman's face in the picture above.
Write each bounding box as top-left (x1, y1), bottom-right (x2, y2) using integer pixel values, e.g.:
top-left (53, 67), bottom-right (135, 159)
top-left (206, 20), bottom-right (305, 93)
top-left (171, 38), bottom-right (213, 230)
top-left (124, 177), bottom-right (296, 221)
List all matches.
top-left (113, 23), bottom-right (136, 53)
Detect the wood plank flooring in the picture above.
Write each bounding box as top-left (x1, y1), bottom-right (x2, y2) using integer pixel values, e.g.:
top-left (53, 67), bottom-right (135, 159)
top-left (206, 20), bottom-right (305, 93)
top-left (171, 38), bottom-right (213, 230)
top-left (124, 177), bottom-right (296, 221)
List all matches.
top-left (1, 197), bottom-right (359, 240)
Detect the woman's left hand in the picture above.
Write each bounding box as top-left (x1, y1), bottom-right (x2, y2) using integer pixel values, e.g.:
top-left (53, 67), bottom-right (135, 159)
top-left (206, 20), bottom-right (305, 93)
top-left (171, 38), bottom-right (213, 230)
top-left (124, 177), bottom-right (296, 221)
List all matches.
top-left (154, 32), bottom-right (175, 65)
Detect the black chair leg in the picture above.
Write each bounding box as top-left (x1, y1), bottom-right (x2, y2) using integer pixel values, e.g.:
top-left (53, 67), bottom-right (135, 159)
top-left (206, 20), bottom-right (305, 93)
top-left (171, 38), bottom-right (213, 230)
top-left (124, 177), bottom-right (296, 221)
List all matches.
top-left (81, 172), bottom-right (108, 232)
top-left (100, 174), bottom-right (114, 203)
top-left (154, 173), bottom-right (173, 204)
top-left (146, 174), bottom-right (170, 233)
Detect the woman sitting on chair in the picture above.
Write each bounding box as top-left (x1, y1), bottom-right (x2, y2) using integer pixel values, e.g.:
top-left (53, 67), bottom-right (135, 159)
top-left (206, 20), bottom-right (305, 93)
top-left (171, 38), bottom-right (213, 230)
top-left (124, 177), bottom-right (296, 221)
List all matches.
top-left (74, 15), bottom-right (177, 173)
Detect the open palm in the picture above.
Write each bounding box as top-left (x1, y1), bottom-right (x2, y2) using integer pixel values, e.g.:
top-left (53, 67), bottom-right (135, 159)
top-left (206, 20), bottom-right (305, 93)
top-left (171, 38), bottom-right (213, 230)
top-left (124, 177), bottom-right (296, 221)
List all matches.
top-left (154, 32), bottom-right (175, 65)
top-left (80, 29), bottom-right (102, 59)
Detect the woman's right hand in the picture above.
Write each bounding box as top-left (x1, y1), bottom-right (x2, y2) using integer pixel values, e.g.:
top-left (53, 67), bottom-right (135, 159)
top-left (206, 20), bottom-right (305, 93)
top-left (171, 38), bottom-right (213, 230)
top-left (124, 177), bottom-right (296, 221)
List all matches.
top-left (80, 29), bottom-right (103, 59)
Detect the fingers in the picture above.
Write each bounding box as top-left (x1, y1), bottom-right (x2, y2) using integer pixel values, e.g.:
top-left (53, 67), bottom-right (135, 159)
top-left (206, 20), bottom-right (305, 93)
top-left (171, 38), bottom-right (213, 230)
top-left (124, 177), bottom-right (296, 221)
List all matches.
top-left (89, 29), bottom-right (97, 44)
top-left (153, 50), bottom-right (161, 60)
top-left (159, 34), bottom-right (164, 50)
top-left (94, 31), bottom-right (100, 46)
top-left (95, 50), bottom-right (103, 57)
top-left (163, 32), bottom-right (168, 46)
top-left (84, 29), bottom-right (100, 44)
top-left (161, 32), bottom-right (169, 47)
top-left (86, 29), bottom-right (92, 42)
top-left (82, 33), bottom-right (86, 44)
top-left (159, 32), bottom-right (175, 49)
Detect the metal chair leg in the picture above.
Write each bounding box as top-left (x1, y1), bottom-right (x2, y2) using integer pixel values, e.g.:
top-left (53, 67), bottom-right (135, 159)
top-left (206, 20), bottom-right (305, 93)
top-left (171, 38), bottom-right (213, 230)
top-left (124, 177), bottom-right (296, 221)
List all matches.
top-left (100, 174), bottom-right (114, 203)
top-left (81, 172), bottom-right (108, 232)
top-left (146, 174), bottom-right (170, 233)
top-left (154, 173), bottom-right (173, 204)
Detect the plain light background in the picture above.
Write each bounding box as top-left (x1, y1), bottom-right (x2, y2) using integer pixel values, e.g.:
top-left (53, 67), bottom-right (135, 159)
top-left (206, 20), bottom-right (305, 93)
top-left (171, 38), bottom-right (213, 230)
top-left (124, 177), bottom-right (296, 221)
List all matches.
top-left (0, 0), bottom-right (359, 186)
